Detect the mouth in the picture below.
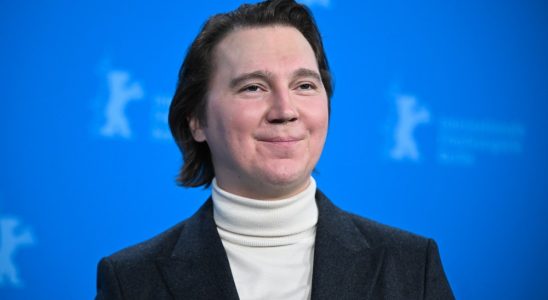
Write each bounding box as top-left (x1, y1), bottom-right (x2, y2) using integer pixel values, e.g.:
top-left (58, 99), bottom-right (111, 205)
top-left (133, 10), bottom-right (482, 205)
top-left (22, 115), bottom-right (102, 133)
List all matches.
top-left (260, 137), bottom-right (301, 143)
top-left (256, 135), bottom-right (305, 143)
top-left (255, 135), bottom-right (305, 156)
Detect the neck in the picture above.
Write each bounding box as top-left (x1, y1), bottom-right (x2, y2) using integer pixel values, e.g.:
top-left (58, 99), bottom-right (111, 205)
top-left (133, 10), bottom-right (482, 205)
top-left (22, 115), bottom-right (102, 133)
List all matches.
top-left (211, 177), bottom-right (318, 239)
top-left (214, 175), bottom-right (312, 200)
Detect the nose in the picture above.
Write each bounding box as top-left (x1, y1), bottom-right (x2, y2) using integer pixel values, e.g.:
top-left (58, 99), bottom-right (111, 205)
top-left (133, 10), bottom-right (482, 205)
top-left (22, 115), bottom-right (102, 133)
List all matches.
top-left (266, 89), bottom-right (299, 124)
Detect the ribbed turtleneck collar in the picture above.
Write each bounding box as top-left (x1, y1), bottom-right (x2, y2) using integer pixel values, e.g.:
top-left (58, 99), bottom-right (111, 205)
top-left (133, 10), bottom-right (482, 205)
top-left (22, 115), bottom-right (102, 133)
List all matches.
top-left (212, 177), bottom-right (318, 239)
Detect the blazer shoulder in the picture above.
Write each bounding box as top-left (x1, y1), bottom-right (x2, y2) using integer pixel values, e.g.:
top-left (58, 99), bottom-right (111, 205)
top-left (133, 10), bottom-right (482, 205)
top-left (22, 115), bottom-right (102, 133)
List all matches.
top-left (107, 218), bottom-right (187, 266)
top-left (96, 200), bottom-right (218, 299)
top-left (315, 189), bottom-right (431, 252)
top-left (314, 191), bottom-right (455, 298)
top-left (345, 212), bottom-right (455, 299)
top-left (344, 210), bottom-right (431, 253)
top-left (96, 219), bottom-right (189, 300)
top-left (105, 198), bottom-right (214, 266)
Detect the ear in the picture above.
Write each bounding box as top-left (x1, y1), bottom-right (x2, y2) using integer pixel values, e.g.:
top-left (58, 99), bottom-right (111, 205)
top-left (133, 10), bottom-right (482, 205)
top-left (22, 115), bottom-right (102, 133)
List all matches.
top-left (188, 117), bottom-right (206, 142)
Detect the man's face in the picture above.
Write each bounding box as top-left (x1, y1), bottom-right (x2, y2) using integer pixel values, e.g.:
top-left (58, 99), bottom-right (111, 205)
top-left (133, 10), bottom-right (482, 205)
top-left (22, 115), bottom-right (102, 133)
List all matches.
top-left (191, 26), bottom-right (329, 200)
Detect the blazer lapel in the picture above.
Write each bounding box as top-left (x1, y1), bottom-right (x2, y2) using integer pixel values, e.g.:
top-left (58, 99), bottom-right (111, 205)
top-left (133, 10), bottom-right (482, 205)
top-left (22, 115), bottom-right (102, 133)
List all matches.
top-left (155, 199), bottom-right (239, 300)
top-left (311, 191), bottom-right (386, 300)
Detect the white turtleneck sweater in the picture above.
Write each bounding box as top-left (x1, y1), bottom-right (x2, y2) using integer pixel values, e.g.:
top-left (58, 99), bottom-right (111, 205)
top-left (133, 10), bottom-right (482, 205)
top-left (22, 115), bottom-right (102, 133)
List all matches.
top-left (212, 177), bottom-right (318, 300)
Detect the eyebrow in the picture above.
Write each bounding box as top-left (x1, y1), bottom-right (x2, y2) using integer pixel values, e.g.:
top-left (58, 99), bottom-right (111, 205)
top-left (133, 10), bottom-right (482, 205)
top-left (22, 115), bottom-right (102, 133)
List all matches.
top-left (292, 68), bottom-right (322, 83)
top-left (229, 68), bottom-right (322, 89)
top-left (229, 70), bottom-right (273, 89)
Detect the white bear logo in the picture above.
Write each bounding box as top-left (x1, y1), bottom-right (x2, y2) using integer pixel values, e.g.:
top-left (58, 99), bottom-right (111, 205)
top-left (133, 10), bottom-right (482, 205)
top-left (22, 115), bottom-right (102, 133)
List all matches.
top-left (0, 217), bottom-right (35, 287)
top-left (100, 70), bottom-right (144, 138)
top-left (390, 95), bottom-right (431, 161)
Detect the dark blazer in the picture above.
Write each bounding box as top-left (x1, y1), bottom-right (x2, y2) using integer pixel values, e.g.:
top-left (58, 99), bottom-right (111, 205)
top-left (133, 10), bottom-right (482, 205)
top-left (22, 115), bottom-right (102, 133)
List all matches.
top-left (96, 190), bottom-right (455, 299)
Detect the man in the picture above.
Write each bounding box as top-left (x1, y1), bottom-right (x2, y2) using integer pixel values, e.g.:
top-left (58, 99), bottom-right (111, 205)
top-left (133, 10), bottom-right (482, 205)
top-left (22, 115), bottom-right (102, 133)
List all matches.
top-left (96, 0), bottom-right (455, 299)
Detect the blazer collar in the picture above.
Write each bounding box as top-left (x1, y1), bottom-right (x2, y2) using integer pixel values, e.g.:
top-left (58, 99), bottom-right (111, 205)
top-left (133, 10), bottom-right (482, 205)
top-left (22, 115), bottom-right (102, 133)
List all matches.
top-left (311, 190), bottom-right (386, 300)
top-left (155, 191), bottom-right (385, 300)
top-left (155, 199), bottom-right (240, 300)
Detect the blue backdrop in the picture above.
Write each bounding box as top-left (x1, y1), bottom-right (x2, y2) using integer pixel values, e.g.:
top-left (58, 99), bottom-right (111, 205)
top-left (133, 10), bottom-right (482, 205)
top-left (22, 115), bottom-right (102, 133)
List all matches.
top-left (1, 0), bottom-right (547, 299)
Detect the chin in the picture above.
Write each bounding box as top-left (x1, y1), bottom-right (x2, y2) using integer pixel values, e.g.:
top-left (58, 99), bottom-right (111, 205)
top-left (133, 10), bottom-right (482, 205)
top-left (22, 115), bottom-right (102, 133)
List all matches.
top-left (259, 167), bottom-right (310, 191)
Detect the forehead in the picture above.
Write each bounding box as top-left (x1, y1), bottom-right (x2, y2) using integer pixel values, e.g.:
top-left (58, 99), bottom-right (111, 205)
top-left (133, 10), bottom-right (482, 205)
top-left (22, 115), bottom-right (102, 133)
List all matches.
top-left (212, 25), bottom-right (319, 76)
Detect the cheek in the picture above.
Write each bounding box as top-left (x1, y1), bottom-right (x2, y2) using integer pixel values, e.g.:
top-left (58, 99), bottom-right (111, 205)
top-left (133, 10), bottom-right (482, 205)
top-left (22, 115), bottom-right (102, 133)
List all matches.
top-left (306, 99), bottom-right (329, 134)
top-left (206, 99), bottom-right (261, 145)
top-left (301, 101), bottom-right (329, 157)
top-left (225, 100), bottom-right (267, 133)
top-left (313, 102), bottom-right (329, 146)
top-left (203, 100), bottom-right (231, 144)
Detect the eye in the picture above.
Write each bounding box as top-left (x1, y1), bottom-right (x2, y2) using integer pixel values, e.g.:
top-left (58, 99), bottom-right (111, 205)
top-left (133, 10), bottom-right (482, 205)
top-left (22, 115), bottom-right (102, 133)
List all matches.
top-left (240, 84), bottom-right (262, 93)
top-left (298, 83), bottom-right (314, 90)
top-left (296, 82), bottom-right (318, 92)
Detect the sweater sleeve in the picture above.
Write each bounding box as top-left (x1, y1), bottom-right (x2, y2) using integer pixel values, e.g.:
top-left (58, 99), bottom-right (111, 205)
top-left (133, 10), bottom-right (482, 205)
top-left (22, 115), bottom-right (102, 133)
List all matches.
top-left (424, 239), bottom-right (455, 300)
top-left (96, 257), bottom-right (125, 300)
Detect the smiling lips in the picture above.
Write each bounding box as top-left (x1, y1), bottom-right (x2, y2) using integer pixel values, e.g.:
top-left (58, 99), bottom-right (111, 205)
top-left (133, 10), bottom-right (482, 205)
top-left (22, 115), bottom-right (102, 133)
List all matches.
top-left (259, 137), bottom-right (303, 143)
top-left (256, 136), bottom-right (305, 152)
top-left (256, 134), bottom-right (305, 144)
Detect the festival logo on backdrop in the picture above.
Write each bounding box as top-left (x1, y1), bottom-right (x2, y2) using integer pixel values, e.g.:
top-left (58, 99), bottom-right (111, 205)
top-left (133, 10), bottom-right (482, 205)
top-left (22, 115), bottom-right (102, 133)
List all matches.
top-left (0, 216), bottom-right (35, 288)
top-left (389, 95), bottom-right (430, 161)
top-left (436, 117), bottom-right (525, 165)
top-left (99, 70), bottom-right (144, 139)
top-left (387, 92), bottom-right (525, 165)
top-left (93, 65), bottom-right (171, 141)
